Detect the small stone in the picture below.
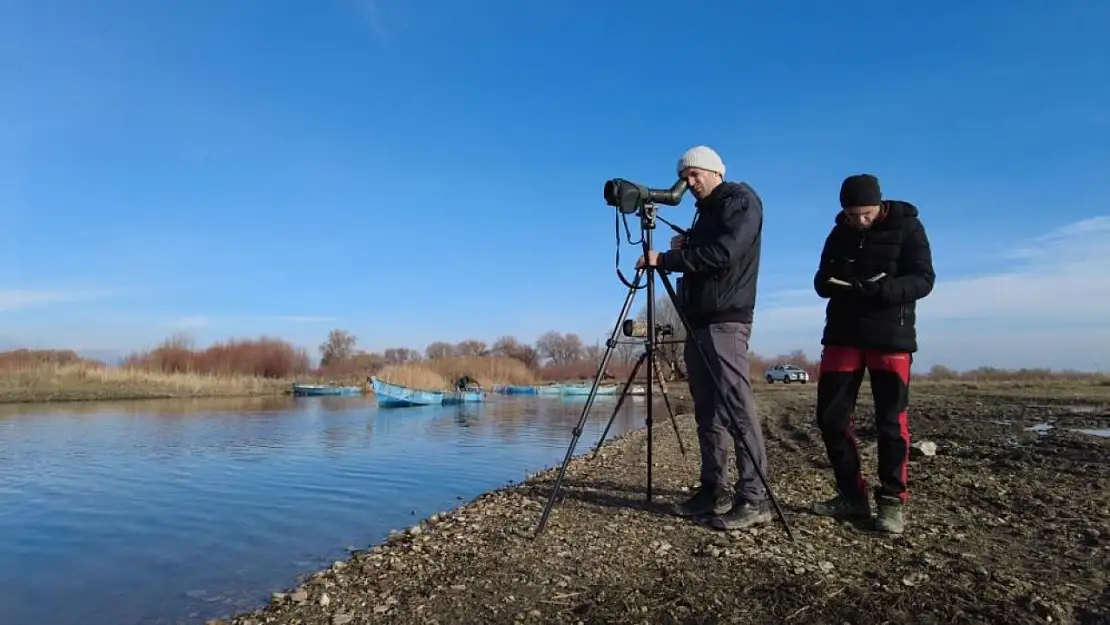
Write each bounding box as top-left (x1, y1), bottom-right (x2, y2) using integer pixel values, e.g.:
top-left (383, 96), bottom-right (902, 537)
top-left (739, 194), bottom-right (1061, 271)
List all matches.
top-left (332, 614), bottom-right (354, 625)
top-left (910, 441), bottom-right (938, 459)
top-left (409, 525), bottom-right (423, 535)
top-left (291, 589), bottom-right (308, 603)
top-left (319, 592), bottom-right (331, 607)
top-left (270, 592), bottom-right (286, 603)
top-left (903, 572), bottom-right (929, 586)
top-left (819, 561), bottom-right (834, 573)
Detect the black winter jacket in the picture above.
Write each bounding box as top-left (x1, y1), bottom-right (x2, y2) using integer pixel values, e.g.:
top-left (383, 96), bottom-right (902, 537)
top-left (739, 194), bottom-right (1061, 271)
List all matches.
top-left (660, 181), bottom-right (763, 328)
top-left (813, 200), bottom-right (935, 353)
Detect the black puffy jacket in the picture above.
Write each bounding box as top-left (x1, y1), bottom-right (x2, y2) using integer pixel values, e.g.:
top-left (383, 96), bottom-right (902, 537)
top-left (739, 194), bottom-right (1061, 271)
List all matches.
top-left (659, 181), bottom-right (763, 328)
top-left (813, 200), bottom-right (935, 353)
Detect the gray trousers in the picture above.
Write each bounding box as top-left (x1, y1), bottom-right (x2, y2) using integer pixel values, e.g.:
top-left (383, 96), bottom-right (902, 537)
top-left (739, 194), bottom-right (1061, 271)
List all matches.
top-left (684, 321), bottom-right (768, 502)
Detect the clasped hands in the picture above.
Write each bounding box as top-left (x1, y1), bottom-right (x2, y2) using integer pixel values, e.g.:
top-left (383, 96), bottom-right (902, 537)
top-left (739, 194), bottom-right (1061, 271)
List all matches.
top-left (829, 275), bottom-right (882, 298)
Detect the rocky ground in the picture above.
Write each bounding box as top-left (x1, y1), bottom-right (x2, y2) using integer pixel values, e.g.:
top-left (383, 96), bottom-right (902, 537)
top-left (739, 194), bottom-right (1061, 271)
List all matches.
top-left (221, 382), bottom-right (1110, 625)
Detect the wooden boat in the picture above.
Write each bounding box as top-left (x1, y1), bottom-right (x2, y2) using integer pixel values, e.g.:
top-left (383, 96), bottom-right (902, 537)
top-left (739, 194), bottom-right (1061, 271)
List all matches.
top-left (292, 383), bottom-right (363, 397)
top-left (369, 376), bottom-right (444, 407)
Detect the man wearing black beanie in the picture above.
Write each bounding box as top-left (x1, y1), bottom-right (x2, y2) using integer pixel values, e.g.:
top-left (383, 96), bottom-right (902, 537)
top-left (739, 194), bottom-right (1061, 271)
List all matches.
top-left (637, 145), bottom-right (772, 531)
top-left (809, 173), bottom-right (935, 534)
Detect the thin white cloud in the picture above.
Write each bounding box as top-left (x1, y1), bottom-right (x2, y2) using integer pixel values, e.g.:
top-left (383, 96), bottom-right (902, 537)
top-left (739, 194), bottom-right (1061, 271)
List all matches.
top-left (752, 215), bottom-right (1110, 367)
top-left (0, 289), bottom-right (106, 311)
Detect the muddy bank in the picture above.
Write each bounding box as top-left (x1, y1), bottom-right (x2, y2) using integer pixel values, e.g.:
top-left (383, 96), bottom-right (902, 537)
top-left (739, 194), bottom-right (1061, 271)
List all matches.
top-left (223, 385), bottom-right (1109, 625)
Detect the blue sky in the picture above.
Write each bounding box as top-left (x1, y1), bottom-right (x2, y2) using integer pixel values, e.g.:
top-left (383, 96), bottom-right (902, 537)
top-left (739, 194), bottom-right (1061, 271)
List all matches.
top-left (2, 0), bottom-right (1108, 371)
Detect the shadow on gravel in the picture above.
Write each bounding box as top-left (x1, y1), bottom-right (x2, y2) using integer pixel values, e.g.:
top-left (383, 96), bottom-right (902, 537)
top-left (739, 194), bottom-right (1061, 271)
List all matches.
top-left (513, 481), bottom-right (685, 519)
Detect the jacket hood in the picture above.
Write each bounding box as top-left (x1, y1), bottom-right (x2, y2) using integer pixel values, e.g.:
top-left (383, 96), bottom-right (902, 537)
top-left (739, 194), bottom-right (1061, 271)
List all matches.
top-left (834, 199), bottom-right (919, 226)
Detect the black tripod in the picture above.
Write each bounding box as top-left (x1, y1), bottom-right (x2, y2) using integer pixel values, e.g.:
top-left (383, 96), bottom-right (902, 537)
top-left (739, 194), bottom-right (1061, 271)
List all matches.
top-left (533, 198), bottom-right (794, 541)
top-left (591, 335), bottom-right (686, 458)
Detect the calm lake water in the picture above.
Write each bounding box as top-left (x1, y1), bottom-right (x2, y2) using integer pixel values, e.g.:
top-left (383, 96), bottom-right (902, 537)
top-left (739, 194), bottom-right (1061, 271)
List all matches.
top-left (0, 393), bottom-right (653, 625)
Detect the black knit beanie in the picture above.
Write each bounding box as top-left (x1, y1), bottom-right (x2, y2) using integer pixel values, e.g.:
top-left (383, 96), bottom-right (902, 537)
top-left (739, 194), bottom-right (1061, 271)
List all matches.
top-left (839, 174), bottom-right (882, 208)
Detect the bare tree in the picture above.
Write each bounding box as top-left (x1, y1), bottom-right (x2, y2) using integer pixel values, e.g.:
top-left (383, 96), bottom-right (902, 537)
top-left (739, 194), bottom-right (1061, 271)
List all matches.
top-left (491, 335), bottom-right (540, 369)
top-left (535, 331), bottom-right (585, 366)
top-left (454, 340), bottom-right (488, 357)
top-left (425, 341), bottom-right (455, 360)
top-left (319, 329), bottom-right (357, 368)
top-left (382, 347), bottom-right (421, 365)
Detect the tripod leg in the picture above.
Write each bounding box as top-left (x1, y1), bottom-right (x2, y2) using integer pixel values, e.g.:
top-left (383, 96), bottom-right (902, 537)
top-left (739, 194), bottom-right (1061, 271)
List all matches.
top-left (592, 351), bottom-right (645, 456)
top-left (651, 356), bottom-right (687, 456)
top-left (657, 271), bottom-right (796, 542)
top-left (534, 268), bottom-right (644, 537)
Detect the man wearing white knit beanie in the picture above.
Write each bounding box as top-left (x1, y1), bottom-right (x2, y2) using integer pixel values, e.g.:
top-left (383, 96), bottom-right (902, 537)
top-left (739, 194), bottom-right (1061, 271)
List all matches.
top-left (637, 145), bottom-right (771, 531)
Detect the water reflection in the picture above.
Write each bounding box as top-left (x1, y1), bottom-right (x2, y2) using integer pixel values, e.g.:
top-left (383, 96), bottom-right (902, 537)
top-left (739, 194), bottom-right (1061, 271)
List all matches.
top-left (0, 394), bottom-right (654, 625)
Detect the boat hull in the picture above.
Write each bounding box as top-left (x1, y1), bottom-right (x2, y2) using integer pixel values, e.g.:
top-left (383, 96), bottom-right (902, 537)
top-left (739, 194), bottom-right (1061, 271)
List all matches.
top-left (292, 384), bottom-right (362, 397)
top-left (442, 390), bottom-right (485, 405)
top-left (370, 377), bottom-right (444, 407)
top-left (561, 384), bottom-right (617, 396)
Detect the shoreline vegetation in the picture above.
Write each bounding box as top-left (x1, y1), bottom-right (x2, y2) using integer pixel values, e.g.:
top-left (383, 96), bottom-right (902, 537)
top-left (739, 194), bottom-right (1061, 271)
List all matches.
top-left (216, 382), bottom-right (1108, 624)
top-left (2, 324), bottom-right (1109, 404)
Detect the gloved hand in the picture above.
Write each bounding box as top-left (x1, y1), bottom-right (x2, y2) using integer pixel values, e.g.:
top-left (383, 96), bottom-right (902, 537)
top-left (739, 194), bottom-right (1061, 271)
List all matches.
top-left (850, 277), bottom-right (881, 299)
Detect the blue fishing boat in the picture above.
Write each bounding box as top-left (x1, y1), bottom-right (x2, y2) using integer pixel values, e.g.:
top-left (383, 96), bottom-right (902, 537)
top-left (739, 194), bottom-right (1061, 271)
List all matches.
top-left (561, 383), bottom-right (618, 396)
top-left (535, 383), bottom-right (564, 395)
top-left (502, 384), bottom-right (538, 395)
top-left (370, 376), bottom-right (444, 407)
top-left (442, 390), bottom-right (486, 405)
top-left (292, 383), bottom-right (363, 397)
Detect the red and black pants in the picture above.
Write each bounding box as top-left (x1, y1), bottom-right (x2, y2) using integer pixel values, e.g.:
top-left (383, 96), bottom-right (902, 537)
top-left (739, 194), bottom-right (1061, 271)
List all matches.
top-left (815, 346), bottom-right (912, 503)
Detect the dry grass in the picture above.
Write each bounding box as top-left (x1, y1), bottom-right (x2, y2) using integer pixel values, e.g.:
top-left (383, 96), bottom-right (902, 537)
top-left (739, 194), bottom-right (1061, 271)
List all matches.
top-left (374, 364), bottom-right (453, 391)
top-left (425, 355), bottom-right (538, 386)
top-left (376, 356), bottom-right (539, 391)
top-left (0, 362), bottom-right (289, 404)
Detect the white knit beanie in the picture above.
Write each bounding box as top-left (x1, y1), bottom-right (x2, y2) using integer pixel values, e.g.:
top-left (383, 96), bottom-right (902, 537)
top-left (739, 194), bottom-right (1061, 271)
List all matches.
top-left (676, 146), bottom-right (725, 177)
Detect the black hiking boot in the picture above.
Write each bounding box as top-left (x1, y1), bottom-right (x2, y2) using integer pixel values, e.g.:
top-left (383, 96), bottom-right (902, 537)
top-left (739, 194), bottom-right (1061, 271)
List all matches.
top-left (708, 498), bottom-right (772, 531)
top-left (873, 495), bottom-right (905, 534)
top-left (811, 493), bottom-right (872, 520)
top-left (673, 485), bottom-right (731, 517)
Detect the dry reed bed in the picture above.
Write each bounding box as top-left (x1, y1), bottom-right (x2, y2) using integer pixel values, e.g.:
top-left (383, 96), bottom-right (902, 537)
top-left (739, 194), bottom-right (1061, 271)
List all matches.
top-left (374, 357), bottom-right (538, 391)
top-left (0, 362), bottom-right (289, 403)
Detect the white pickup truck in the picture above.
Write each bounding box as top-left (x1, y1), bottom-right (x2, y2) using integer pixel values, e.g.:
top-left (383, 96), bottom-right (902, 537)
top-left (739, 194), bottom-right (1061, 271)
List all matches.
top-left (764, 363), bottom-right (810, 384)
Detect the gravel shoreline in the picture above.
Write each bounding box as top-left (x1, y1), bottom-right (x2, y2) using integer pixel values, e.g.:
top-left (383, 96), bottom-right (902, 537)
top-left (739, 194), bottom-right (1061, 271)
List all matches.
top-left (221, 385), bottom-right (1110, 625)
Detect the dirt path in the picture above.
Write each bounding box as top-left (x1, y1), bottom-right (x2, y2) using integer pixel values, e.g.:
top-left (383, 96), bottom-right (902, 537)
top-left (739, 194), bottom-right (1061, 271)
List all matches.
top-left (223, 383), bottom-right (1110, 625)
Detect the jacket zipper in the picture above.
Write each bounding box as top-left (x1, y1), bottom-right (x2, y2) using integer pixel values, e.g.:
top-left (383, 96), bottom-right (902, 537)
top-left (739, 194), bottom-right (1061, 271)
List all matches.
top-left (899, 305), bottom-right (905, 326)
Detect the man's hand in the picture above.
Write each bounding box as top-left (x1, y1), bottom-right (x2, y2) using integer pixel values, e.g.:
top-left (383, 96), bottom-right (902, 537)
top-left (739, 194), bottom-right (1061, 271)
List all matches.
top-left (850, 277), bottom-right (881, 298)
top-left (636, 250), bottom-right (661, 269)
top-left (669, 234), bottom-right (686, 250)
